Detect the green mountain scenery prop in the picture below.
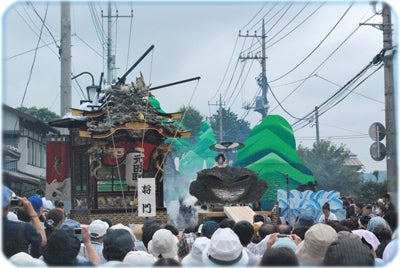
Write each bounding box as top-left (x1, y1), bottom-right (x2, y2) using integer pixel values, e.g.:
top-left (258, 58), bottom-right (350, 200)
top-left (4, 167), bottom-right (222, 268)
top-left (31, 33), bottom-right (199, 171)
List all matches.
top-left (234, 115), bottom-right (316, 210)
top-left (169, 121), bottom-right (217, 180)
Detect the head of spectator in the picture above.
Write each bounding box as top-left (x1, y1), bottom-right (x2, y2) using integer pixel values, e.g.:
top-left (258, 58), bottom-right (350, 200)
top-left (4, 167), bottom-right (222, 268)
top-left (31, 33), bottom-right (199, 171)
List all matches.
top-left (340, 217), bottom-right (359, 231)
top-left (123, 250), bottom-right (156, 266)
top-left (271, 236), bottom-right (297, 252)
top-left (44, 208), bottom-right (65, 234)
top-left (322, 202), bottom-right (332, 217)
top-left (181, 236), bottom-right (209, 265)
top-left (291, 226), bottom-right (309, 240)
top-left (363, 204), bottom-right (373, 216)
top-left (323, 237), bottom-right (374, 266)
top-left (260, 246), bottom-right (299, 266)
top-left (28, 195), bottom-right (43, 215)
top-left (232, 220), bottom-right (254, 247)
top-left (2, 185), bottom-right (13, 210)
top-left (102, 228), bottom-right (134, 262)
top-left (258, 222), bottom-right (276, 240)
top-left (60, 219), bottom-right (82, 241)
top-left (277, 223), bottom-right (292, 234)
top-left (219, 218), bottom-right (235, 229)
top-left (148, 229), bottom-right (179, 259)
top-left (133, 224), bottom-right (144, 241)
top-left (358, 214), bottom-right (371, 229)
top-left (100, 217), bottom-right (112, 229)
top-left (9, 252), bottom-right (46, 266)
top-left (253, 214), bottom-right (265, 224)
top-left (366, 216), bottom-right (390, 233)
top-left (373, 224), bottom-right (393, 258)
top-left (382, 210), bottom-right (397, 232)
top-left (296, 211), bottom-right (315, 228)
top-left (89, 219), bottom-right (109, 240)
top-left (42, 229), bottom-right (81, 266)
top-left (201, 220), bottom-right (219, 239)
top-left (355, 202), bottom-right (364, 215)
top-left (202, 228), bottom-right (248, 266)
top-left (142, 220), bottom-right (162, 250)
top-left (163, 223), bottom-right (179, 236)
top-left (295, 223), bottom-right (338, 265)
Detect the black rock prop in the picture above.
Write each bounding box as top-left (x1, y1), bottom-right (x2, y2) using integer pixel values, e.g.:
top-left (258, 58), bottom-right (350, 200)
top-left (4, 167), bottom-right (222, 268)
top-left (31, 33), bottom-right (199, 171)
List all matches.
top-left (189, 166), bottom-right (267, 204)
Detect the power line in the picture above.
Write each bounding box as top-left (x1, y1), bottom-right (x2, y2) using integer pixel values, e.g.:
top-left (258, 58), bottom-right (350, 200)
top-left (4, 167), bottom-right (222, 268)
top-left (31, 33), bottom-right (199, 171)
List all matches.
top-left (19, 4), bottom-right (48, 110)
top-left (27, 1), bottom-right (60, 49)
top-left (270, 13), bottom-right (376, 114)
top-left (267, 2), bottom-right (324, 48)
top-left (269, 3), bottom-right (354, 83)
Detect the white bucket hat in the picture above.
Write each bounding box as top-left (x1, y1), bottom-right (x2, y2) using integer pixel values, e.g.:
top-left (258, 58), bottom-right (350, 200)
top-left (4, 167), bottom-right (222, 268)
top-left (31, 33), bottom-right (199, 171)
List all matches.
top-left (295, 223), bottom-right (338, 265)
top-left (148, 229), bottom-right (179, 259)
top-left (202, 228), bottom-right (249, 266)
top-left (181, 237), bottom-right (210, 265)
top-left (123, 250), bottom-right (156, 265)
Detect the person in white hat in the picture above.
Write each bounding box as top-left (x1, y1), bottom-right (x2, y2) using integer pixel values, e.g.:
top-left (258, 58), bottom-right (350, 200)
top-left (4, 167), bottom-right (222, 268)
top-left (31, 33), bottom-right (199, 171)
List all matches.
top-left (148, 229), bottom-right (179, 260)
top-left (181, 236), bottom-right (209, 266)
top-left (202, 228), bottom-right (249, 266)
top-left (78, 219), bottom-right (109, 263)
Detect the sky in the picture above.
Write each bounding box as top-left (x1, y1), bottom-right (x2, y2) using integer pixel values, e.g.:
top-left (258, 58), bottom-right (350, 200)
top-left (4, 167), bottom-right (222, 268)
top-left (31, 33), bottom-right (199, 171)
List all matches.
top-left (1, 0), bottom-right (398, 173)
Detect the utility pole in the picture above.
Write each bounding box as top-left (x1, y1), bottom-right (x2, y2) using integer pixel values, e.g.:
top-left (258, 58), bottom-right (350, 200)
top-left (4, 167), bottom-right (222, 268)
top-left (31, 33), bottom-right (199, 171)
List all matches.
top-left (102, 2), bottom-right (133, 85)
top-left (208, 94), bottom-right (225, 142)
top-left (60, 2), bottom-right (71, 118)
top-left (361, 2), bottom-right (397, 206)
top-left (239, 19), bottom-right (269, 119)
top-left (315, 106), bottom-right (320, 143)
top-left (382, 3), bottom-right (397, 206)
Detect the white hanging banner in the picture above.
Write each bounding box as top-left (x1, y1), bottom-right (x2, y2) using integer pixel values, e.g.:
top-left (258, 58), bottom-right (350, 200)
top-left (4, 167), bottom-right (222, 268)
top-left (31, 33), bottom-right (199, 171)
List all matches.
top-left (138, 178), bottom-right (156, 217)
top-left (126, 152), bottom-right (143, 187)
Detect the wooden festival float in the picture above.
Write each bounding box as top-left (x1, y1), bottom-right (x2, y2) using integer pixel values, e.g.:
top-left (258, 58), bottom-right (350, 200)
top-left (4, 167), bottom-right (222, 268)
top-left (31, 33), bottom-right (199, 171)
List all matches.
top-left (48, 46), bottom-right (198, 225)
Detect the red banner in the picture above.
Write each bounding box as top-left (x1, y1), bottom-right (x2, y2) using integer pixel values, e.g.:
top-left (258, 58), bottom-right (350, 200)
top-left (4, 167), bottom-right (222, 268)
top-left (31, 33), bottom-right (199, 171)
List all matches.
top-left (102, 140), bottom-right (156, 170)
top-left (46, 141), bottom-right (71, 184)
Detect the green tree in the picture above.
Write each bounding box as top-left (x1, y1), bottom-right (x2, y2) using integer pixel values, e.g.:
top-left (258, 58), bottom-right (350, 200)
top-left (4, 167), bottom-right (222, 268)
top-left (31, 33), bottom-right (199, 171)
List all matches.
top-left (351, 180), bottom-right (387, 204)
top-left (209, 107), bottom-right (250, 143)
top-left (297, 140), bottom-right (362, 194)
top-left (178, 105), bottom-right (204, 141)
top-left (17, 106), bottom-right (59, 123)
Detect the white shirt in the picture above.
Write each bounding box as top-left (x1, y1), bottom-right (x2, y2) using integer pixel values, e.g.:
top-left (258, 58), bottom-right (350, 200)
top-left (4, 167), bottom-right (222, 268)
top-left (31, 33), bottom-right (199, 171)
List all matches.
top-left (318, 212), bottom-right (337, 223)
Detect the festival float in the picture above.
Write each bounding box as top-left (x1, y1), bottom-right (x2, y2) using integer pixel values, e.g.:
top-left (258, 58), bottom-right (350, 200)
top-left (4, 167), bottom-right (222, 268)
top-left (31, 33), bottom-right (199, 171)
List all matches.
top-left (48, 45), bottom-right (198, 225)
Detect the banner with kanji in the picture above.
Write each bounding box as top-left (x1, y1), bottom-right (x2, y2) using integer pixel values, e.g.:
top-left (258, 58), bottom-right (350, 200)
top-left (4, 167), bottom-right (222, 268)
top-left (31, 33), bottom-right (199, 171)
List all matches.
top-left (138, 178), bottom-right (156, 217)
top-left (126, 152), bottom-right (143, 187)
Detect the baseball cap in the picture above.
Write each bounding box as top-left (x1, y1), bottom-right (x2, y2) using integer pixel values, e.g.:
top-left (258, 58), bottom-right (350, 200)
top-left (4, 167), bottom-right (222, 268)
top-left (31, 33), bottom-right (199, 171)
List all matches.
top-left (89, 219), bottom-right (109, 239)
top-left (28, 196), bottom-right (43, 213)
top-left (2, 185), bottom-right (13, 208)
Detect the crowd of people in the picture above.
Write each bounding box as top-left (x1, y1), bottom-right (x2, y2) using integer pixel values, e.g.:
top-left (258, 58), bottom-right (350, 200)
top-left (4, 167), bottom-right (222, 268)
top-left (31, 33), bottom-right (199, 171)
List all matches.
top-left (2, 184), bottom-right (398, 266)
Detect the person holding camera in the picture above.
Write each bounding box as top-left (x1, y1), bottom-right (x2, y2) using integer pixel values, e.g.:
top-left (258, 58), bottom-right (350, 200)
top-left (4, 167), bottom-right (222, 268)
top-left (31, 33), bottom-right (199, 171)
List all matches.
top-left (2, 185), bottom-right (47, 258)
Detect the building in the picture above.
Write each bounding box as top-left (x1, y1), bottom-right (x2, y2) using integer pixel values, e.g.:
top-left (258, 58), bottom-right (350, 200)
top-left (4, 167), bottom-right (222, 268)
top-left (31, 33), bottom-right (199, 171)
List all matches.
top-left (2, 104), bottom-right (59, 196)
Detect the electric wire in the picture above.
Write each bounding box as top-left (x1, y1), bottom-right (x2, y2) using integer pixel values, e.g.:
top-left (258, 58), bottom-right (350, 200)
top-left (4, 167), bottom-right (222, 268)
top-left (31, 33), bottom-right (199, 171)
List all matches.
top-left (267, 2), bottom-right (324, 48)
top-left (27, 1), bottom-right (60, 49)
top-left (245, 1), bottom-right (279, 32)
top-left (314, 74), bottom-right (384, 104)
top-left (13, 8), bottom-right (60, 59)
top-left (265, 2), bottom-right (294, 36)
top-left (16, 4), bottom-right (48, 132)
top-left (209, 35), bottom-right (240, 101)
top-left (239, 1), bottom-right (269, 32)
top-left (125, 10), bottom-right (134, 72)
top-left (291, 56), bottom-right (383, 133)
top-left (269, 3), bottom-right (353, 83)
top-left (269, 13), bottom-right (376, 114)
top-left (266, 2), bottom-right (309, 44)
